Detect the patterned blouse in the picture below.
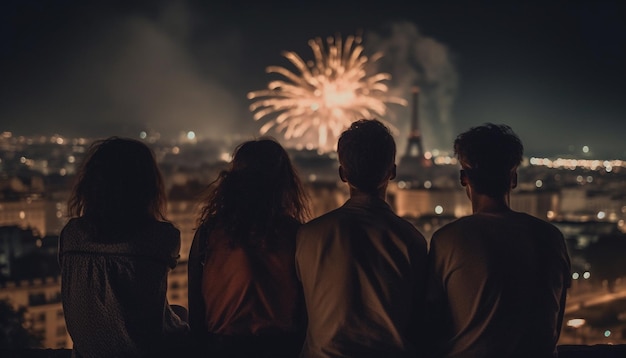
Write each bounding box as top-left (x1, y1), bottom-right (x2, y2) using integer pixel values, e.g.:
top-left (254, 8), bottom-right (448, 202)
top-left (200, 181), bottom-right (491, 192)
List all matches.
top-left (59, 217), bottom-right (189, 358)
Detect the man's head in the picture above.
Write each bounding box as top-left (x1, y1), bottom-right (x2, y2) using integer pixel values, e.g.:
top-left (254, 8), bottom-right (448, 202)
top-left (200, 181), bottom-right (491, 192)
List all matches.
top-left (454, 123), bottom-right (523, 198)
top-left (337, 119), bottom-right (396, 193)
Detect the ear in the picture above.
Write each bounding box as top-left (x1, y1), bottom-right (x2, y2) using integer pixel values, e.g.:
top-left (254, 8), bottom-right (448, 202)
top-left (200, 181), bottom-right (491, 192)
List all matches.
top-left (338, 166), bottom-right (348, 183)
top-left (389, 164), bottom-right (397, 180)
top-left (511, 170), bottom-right (518, 189)
top-left (459, 170), bottom-right (468, 187)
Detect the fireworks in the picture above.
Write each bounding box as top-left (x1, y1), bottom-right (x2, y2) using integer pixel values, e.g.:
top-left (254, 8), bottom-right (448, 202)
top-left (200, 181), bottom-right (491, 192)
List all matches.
top-left (247, 34), bottom-right (407, 152)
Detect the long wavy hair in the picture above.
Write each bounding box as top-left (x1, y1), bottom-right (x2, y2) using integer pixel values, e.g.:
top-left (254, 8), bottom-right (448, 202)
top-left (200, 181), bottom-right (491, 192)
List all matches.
top-left (67, 137), bottom-right (167, 234)
top-left (197, 138), bottom-right (310, 247)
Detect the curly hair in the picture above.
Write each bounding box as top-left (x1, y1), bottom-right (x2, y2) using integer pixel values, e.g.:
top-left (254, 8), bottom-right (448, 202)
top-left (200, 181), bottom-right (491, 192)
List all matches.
top-left (337, 119), bottom-right (396, 192)
top-left (197, 138), bottom-right (310, 247)
top-left (67, 137), bottom-right (167, 233)
top-left (454, 123), bottom-right (524, 198)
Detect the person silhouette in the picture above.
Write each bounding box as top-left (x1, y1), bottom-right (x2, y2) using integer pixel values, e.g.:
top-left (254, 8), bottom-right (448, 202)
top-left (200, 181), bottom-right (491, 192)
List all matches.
top-left (58, 137), bottom-right (189, 358)
top-left (295, 119), bottom-right (428, 357)
top-left (188, 137), bottom-right (310, 358)
top-left (426, 123), bottom-right (571, 357)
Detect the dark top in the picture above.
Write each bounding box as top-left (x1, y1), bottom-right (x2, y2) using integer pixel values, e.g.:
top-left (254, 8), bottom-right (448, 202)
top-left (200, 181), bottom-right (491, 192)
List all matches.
top-left (187, 216), bottom-right (306, 357)
top-left (58, 217), bottom-right (189, 358)
top-left (426, 211), bottom-right (572, 358)
top-left (295, 193), bottom-right (428, 358)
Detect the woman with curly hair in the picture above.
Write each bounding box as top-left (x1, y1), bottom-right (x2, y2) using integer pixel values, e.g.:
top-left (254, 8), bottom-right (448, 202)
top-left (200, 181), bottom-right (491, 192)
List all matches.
top-left (188, 137), bottom-right (310, 358)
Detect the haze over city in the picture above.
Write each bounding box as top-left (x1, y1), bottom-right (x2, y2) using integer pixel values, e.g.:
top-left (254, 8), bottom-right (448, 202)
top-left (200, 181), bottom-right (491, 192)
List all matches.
top-left (2, 1), bottom-right (626, 351)
top-left (1, 0), bottom-right (625, 157)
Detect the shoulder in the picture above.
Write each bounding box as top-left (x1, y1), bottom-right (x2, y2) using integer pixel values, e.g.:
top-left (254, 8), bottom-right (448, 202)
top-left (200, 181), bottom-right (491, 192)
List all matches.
top-left (157, 221), bottom-right (181, 237)
top-left (299, 207), bottom-right (344, 232)
top-left (431, 216), bottom-right (474, 240)
top-left (59, 218), bottom-right (82, 252)
top-left (429, 215), bottom-right (482, 253)
top-left (513, 212), bottom-right (564, 238)
top-left (295, 208), bottom-right (349, 251)
top-left (297, 204), bottom-right (366, 235)
top-left (396, 214), bottom-right (427, 235)
top-left (59, 217), bottom-right (91, 244)
top-left (387, 214), bottom-right (428, 249)
top-left (60, 217), bottom-right (85, 234)
top-left (62, 217), bottom-right (80, 228)
top-left (150, 221), bottom-right (181, 250)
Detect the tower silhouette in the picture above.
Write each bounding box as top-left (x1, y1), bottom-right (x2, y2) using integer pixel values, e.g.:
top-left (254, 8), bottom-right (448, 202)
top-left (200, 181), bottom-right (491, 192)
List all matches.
top-left (405, 86), bottom-right (425, 159)
top-left (397, 85), bottom-right (433, 184)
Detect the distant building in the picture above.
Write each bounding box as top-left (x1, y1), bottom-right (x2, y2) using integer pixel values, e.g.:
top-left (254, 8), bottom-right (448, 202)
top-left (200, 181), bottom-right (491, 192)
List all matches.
top-left (389, 184), bottom-right (470, 220)
top-left (1, 132), bottom-right (625, 348)
top-left (0, 198), bottom-right (47, 237)
top-left (290, 149), bottom-right (339, 184)
top-left (305, 181), bottom-right (348, 218)
top-left (390, 183), bottom-right (566, 242)
top-left (510, 189), bottom-right (560, 221)
top-left (559, 187), bottom-right (625, 222)
top-left (167, 199), bottom-right (202, 262)
top-left (0, 277), bottom-right (68, 349)
top-left (0, 226), bottom-right (41, 279)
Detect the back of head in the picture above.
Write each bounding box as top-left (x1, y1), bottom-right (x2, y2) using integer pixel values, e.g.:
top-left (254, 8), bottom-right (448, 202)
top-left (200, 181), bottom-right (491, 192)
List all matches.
top-left (68, 137), bottom-right (166, 232)
top-left (454, 123), bottom-right (523, 197)
top-left (337, 119), bottom-right (396, 193)
top-left (227, 139), bottom-right (303, 207)
top-left (199, 137), bottom-right (309, 246)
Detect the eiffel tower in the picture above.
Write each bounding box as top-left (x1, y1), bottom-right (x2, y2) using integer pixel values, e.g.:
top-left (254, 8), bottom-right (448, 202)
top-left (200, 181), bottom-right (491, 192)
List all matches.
top-left (397, 86), bottom-right (433, 183)
top-left (405, 86), bottom-right (426, 159)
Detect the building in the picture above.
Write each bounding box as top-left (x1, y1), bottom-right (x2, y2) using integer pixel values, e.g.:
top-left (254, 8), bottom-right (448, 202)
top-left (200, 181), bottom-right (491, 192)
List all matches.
top-left (0, 277), bottom-right (68, 349)
top-left (0, 198), bottom-right (47, 237)
top-left (0, 226), bottom-right (43, 279)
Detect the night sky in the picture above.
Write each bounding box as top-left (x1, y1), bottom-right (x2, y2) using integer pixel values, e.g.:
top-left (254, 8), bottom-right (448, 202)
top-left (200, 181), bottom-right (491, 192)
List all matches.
top-left (1, 0), bottom-right (625, 158)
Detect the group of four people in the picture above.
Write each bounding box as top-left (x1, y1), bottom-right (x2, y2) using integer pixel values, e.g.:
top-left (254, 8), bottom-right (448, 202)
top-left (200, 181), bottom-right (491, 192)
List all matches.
top-left (58, 119), bottom-right (571, 358)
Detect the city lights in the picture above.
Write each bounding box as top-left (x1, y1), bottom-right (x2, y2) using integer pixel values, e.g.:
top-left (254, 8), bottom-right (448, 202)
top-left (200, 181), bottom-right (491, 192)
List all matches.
top-left (529, 157), bottom-right (625, 171)
top-left (0, 0), bottom-right (624, 352)
top-left (1, 132), bottom-right (626, 349)
top-left (567, 318), bottom-right (586, 329)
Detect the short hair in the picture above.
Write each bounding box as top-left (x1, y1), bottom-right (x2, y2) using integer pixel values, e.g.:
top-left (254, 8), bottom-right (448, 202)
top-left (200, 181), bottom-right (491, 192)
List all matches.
top-left (454, 123), bottom-right (523, 197)
top-left (337, 119), bottom-right (396, 192)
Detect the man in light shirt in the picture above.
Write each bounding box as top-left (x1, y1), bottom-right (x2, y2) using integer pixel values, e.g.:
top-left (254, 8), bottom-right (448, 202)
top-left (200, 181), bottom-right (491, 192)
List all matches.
top-left (296, 119), bottom-right (428, 358)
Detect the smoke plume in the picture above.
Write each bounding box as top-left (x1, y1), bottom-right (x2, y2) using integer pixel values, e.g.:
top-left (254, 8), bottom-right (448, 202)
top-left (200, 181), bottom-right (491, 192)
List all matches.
top-left (365, 21), bottom-right (459, 154)
top-left (1, 1), bottom-right (250, 144)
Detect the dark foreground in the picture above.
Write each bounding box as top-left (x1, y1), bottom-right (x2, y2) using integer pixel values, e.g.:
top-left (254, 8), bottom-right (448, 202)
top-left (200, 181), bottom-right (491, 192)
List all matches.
top-left (3, 345), bottom-right (626, 358)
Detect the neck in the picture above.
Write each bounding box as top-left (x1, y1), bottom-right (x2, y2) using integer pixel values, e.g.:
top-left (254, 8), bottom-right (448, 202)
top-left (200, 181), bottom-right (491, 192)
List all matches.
top-left (471, 192), bottom-right (511, 214)
top-left (349, 184), bottom-right (387, 201)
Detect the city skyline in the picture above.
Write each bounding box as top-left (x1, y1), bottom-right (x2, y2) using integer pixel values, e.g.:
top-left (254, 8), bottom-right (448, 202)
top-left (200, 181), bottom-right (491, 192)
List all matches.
top-left (1, 1), bottom-right (625, 158)
top-left (1, 133), bottom-right (626, 348)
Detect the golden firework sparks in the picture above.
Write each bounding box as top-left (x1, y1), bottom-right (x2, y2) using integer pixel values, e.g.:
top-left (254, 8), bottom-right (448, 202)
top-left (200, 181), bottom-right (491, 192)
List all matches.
top-left (247, 34), bottom-right (407, 152)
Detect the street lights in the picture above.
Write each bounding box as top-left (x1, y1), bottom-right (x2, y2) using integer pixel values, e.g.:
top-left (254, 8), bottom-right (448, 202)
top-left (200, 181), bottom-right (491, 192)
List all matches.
top-left (567, 318), bottom-right (586, 344)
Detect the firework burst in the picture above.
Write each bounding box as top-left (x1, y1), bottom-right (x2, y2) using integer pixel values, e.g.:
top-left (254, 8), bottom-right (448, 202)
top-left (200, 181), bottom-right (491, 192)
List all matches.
top-left (247, 34), bottom-right (407, 152)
